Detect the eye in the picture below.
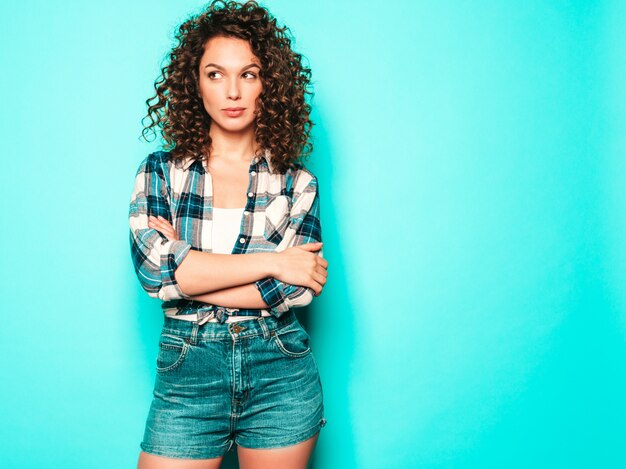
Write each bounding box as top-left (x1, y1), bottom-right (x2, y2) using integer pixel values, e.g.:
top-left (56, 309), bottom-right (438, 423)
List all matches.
top-left (242, 71), bottom-right (258, 79)
top-left (207, 71), bottom-right (223, 79)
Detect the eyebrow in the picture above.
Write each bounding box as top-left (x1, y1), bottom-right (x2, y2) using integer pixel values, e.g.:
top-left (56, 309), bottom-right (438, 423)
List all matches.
top-left (204, 63), bottom-right (261, 71)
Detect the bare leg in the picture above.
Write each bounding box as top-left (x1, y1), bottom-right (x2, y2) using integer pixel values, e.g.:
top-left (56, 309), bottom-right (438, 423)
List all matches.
top-left (237, 432), bottom-right (320, 469)
top-left (137, 451), bottom-right (224, 469)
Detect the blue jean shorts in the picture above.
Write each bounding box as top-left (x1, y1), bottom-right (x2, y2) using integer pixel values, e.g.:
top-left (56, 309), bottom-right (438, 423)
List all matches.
top-left (140, 309), bottom-right (327, 459)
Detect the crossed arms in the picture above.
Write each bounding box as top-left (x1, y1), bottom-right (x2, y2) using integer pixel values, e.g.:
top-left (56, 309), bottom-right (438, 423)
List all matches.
top-left (128, 157), bottom-right (326, 315)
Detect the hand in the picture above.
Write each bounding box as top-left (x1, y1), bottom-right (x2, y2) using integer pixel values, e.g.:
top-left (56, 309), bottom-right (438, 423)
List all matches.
top-left (273, 242), bottom-right (329, 296)
top-left (148, 215), bottom-right (179, 241)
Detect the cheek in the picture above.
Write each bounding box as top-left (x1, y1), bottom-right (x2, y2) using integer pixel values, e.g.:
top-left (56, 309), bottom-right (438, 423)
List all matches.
top-left (202, 92), bottom-right (219, 106)
top-left (198, 84), bottom-right (219, 106)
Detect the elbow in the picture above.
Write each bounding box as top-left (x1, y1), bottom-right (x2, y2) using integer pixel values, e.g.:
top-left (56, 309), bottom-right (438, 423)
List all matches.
top-left (130, 233), bottom-right (193, 302)
top-left (150, 263), bottom-right (192, 301)
top-left (134, 268), bottom-right (187, 301)
top-left (153, 247), bottom-right (193, 301)
top-left (137, 276), bottom-right (190, 302)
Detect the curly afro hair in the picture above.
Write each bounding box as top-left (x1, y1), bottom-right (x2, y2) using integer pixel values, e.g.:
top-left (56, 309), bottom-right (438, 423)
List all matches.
top-left (140, 0), bottom-right (315, 174)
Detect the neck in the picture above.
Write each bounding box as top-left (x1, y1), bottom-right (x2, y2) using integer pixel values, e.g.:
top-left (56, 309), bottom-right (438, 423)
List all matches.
top-left (207, 125), bottom-right (259, 164)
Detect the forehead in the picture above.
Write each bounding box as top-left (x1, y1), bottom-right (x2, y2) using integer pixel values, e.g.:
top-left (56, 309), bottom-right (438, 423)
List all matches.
top-left (200, 36), bottom-right (259, 65)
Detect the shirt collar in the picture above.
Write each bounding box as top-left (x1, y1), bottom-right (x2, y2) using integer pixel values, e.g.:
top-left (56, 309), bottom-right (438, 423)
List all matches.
top-left (178, 148), bottom-right (274, 173)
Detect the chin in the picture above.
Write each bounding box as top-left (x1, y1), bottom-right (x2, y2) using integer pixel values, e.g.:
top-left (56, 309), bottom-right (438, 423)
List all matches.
top-left (213, 120), bottom-right (255, 133)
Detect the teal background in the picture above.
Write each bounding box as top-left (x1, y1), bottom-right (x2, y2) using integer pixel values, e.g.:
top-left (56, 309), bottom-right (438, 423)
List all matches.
top-left (1, 1), bottom-right (624, 467)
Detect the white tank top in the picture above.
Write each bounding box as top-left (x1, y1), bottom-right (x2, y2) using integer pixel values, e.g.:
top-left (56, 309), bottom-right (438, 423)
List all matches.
top-left (212, 207), bottom-right (246, 254)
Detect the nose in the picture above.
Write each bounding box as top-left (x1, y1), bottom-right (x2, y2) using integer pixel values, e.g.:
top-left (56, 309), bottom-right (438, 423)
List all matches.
top-left (227, 76), bottom-right (241, 101)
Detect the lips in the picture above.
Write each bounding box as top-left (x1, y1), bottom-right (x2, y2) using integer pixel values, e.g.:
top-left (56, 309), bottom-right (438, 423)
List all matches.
top-left (222, 107), bottom-right (246, 117)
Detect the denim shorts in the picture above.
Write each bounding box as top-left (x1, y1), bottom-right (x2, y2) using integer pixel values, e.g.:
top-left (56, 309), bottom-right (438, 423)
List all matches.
top-left (140, 309), bottom-right (327, 459)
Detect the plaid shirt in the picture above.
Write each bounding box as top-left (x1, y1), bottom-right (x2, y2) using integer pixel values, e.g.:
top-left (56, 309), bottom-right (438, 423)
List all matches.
top-left (128, 149), bottom-right (323, 324)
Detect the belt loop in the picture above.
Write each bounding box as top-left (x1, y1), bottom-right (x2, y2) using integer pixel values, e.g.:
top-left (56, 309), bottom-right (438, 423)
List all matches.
top-left (190, 322), bottom-right (199, 345)
top-left (258, 316), bottom-right (269, 339)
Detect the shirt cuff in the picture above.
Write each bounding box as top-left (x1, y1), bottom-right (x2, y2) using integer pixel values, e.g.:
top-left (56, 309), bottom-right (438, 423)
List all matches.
top-left (158, 239), bottom-right (192, 301)
top-left (254, 277), bottom-right (291, 315)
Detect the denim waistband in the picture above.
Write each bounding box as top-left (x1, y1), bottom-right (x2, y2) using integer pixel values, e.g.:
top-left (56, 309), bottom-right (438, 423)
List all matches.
top-left (161, 309), bottom-right (298, 342)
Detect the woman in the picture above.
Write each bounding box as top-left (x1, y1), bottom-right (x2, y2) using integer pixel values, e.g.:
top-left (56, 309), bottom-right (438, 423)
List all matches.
top-left (128, 1), bottom-right (329, 467)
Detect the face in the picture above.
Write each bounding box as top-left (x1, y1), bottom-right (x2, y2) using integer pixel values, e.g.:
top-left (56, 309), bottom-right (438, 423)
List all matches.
top-left (197, 35), bottom-right (263, 135)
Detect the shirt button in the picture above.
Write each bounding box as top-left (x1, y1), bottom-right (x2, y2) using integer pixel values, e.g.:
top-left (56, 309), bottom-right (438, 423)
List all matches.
top-left (247, 192), bottom-right (253, 197)
top-left (239, 237), bottom-right (245, 244)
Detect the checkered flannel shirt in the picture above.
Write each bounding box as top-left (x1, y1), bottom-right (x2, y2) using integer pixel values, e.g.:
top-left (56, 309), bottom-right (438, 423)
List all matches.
top-left (128, 149), bottom-right (323, 324)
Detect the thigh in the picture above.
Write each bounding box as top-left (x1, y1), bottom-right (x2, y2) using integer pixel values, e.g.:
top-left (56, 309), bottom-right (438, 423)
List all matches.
top-left (137, 451), bottom-right (223, 469)
top-left (237, 432), bottom-right (320, 469)
top-left (140, 332), bottom-right (235, 460)
top-left (235, 320), bottom-right (327, 450)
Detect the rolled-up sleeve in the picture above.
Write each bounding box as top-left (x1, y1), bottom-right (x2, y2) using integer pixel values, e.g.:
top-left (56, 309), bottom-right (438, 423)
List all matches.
top-left (254, 173), bottom-right (323, 316)
top-left (129, 154), bottom-right (193, 301)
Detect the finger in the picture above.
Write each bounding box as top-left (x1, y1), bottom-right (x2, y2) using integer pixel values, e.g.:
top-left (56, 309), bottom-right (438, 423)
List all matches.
top-left (149, 223), bottom-right (168, 236)
top-left (161, 227), bottom-right (176, 238)
top-left (309, 280), bottom-right (323, 296)
top-left (157, 215), bottom-right (174, 227)
top-left (317, 256), bottom-right (329, 269)
top-left (151, 219), bottom-right (173, 232)
top-left (148, 215), bottom-right (166, 226)
top-left (148, 218), bottom-right (178, 240)
top-left (152, 216), bottom-right (172, 227)
top-left (312, 271), bottom-right (327, 286)
top-left (295, 242), bottom-right (323, 252)
top-left (148, 219), bottom-right (166, 230)
top-left (160, 225), bottom-right (179, 239)
top-left (315, 264), bottom-right (328, 278)
top-left (149, 215), bottom-right (170, 225)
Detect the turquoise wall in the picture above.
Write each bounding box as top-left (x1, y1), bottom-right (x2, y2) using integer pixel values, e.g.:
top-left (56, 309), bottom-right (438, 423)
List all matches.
top-left (1, 1), bottom-right (624, 467)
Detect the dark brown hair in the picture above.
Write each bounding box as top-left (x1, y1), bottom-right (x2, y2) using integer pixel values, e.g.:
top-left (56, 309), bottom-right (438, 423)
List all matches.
top-left (140, 0), bottom-right (314, 174)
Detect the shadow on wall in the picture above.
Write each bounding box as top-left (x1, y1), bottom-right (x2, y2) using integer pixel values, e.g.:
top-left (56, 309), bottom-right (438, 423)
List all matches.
top-left (299, 106), bottom-right (357, 469)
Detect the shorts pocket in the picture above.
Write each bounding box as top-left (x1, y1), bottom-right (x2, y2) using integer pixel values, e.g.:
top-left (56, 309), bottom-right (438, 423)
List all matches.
top-left (156, 333), bottom-right (189, 373)
top-left (272, 324), bottom-right (312, 358)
